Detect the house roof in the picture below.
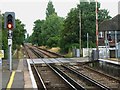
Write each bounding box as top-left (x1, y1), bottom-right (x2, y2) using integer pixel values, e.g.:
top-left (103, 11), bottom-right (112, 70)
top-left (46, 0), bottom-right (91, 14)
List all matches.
top-left (99, 14), bottom-right (120, 31)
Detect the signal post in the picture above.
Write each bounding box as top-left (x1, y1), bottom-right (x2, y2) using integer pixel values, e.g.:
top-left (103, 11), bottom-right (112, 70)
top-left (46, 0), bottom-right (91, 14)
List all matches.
top-left (4, 12), bottom-right (15, 71)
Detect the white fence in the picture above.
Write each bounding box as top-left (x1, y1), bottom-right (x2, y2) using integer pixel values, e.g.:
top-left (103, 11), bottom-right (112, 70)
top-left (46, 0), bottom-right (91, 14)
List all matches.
top-left (73, 46), bottom-right (119, 58)
top-left (83, 47), bottom-right (110, 59)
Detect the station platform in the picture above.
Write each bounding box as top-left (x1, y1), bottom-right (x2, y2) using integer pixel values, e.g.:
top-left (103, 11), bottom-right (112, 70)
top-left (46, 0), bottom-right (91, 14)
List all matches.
top-left (99, 58), bottom-right (120, 65)
top-left (2, 59), bottom-right (32, 89)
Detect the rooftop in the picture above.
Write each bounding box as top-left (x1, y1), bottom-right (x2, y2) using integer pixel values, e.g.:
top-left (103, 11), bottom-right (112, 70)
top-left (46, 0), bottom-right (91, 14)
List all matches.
top-left (99, 14), bottom-right (120, 31)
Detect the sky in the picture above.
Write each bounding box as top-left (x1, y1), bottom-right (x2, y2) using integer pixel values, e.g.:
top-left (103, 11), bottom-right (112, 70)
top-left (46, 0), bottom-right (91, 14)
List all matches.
top-left (0, 0), bottom-right (120, 35)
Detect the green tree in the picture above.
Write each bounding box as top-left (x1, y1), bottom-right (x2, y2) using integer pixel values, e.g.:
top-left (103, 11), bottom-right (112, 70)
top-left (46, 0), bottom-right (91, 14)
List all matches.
top-left (46, 1), bottom-right (56, 18)
top-left (29, 1), bottom-right (63, 47)
top-left (13, 19), bottom-right (26, 50)
top-left (60, 0), bottom-right (111, 53)
top-left (32, 19), bottom-right (44, 45)
top-left (41, 14), bottom-right (64, 47)
top-left (98, 9), bottom-right (111, 24)
top-left (60, 8), bottom-right (79, 53)
top-left (0, 14), bottom-right (8, 58)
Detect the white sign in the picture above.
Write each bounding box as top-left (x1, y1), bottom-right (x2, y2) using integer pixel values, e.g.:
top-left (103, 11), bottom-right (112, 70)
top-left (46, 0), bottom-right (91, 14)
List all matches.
top-left (8, 39), bottom-right (12, 45)
top-left (0, 50), bottom-right (4, 58)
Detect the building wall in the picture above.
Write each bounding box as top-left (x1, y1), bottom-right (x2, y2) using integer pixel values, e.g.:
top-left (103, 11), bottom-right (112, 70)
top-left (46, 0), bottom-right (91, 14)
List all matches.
top-left (98, 31), bottom-right (120, 47)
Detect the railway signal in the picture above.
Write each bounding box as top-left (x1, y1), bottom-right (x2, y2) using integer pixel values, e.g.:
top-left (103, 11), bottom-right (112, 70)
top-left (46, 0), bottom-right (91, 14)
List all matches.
top-left (4, 12), bottom-right (15, 30)
top-left (4, 12), bottom-right (15, 71)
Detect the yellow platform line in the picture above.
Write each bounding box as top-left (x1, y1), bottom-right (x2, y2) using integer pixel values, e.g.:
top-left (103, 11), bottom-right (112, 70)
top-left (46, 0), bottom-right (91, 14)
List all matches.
top-left (6, 71), bottom-right (16, 89)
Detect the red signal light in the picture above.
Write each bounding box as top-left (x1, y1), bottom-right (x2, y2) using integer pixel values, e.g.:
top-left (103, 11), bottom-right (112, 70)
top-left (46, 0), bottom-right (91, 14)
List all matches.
top-left (7, 23), bottom-right (13, 29)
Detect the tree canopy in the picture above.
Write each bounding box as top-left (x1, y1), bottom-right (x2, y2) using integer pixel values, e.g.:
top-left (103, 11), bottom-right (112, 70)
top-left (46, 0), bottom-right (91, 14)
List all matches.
top-left (30, 19), bottom-right (44, 46)
top-left (46, 1), bottom-right (57, 18)
top-left (41, 14), bottom-right (64, 47)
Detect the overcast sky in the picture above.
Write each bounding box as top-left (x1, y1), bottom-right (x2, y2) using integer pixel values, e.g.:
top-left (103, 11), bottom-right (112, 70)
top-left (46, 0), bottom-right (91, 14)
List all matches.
top-left (0, 0), bottom-right (120, 35)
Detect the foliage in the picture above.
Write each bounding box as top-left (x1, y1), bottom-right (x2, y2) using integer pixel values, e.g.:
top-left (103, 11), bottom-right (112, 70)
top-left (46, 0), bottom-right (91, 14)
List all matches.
top-left (46, 1), bottom-right (57, 18)
top-left (13, 19), bottom-right (26, 49)
top-left (41, 14), bottom-right (64, 47)
top-left (31, 20), bottom-right (44, 46)
top-left (60, 0), bottom-right (111, 53)
top-left (28, 1), bottom-right (64, 48)
top-left (0, 14), bottom-right (8, 58)
top-left (98, 9), bottom-right (111, 23)
top-left (1, 14), bottom-right (26, 58)
top-left (60, 8), bottom-right (79, 53)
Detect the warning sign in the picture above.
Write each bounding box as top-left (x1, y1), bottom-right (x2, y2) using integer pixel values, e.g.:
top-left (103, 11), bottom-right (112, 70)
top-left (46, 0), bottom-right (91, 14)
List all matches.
top-left (0, 50), bottom-right (4, 58)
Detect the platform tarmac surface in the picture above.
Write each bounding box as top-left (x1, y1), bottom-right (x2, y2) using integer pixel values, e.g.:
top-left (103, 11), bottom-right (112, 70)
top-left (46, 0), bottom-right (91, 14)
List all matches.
top-left (2, 58), bottom-right (32, 89)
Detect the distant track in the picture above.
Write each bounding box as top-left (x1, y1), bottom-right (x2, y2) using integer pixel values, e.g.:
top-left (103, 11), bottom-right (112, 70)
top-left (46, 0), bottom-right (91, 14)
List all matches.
top-left (24, 44), bottom-right (76, 90)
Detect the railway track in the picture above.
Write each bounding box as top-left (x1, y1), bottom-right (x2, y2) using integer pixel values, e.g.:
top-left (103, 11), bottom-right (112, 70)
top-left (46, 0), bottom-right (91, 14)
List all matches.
top-left (41, 56), bottom-right (120, 90)
top-left (88, 60), bottom-right (120, 79)
top-left (30, 52), bottom-right (108, 89)
top-left (24, 45), bottom-right (77, 90)
top-left (24, 44), bottom-right (120, 90)
top-left (24, 45), bottom-right (46, 89)
top-left (29, 45), bottom-right (64, 58)
top-left (36, 46), bottom-right (64, 58)
top-left (68, 64), bottom-right (120, 89)
top-left (31, 64), bottom-right (75, 90)
top-left (52, 64), bottom-right (110, 90)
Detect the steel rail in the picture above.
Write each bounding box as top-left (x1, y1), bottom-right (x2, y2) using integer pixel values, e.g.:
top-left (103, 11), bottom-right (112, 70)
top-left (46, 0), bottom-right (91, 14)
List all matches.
top-left (46, 63), bottom-right (78, 90)
top-left (47, 58), bottom-right (111, 90)
top-left (62, 65), bottom-right (111, 90)
top-left (35, 46), bottom-right (64, 58)
top-left (24, 44), bottom-right (47, 90)
top-left (51, 65), bottom-right (86, 90)
top-left (29, 45), bottom-right (83, 90)
top-left (83, 65), bottom-right (120, 82)
top-left (44, 59), bottom-right (86, 90)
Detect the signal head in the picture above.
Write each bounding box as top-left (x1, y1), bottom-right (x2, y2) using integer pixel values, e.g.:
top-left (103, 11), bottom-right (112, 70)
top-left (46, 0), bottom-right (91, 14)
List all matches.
top-left (4, 12), bottom-right (15, 30)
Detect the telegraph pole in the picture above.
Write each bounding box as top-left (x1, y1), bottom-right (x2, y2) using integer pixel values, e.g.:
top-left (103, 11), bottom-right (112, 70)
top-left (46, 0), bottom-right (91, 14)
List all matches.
top-left (115, 31), bottom-right (117, 58)
top-left (96, 0), bottom-right (99, 50)
top-left (79, 9), bottom-right (82, 57)
top-left (96, 0), bottom-right (99, 60)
